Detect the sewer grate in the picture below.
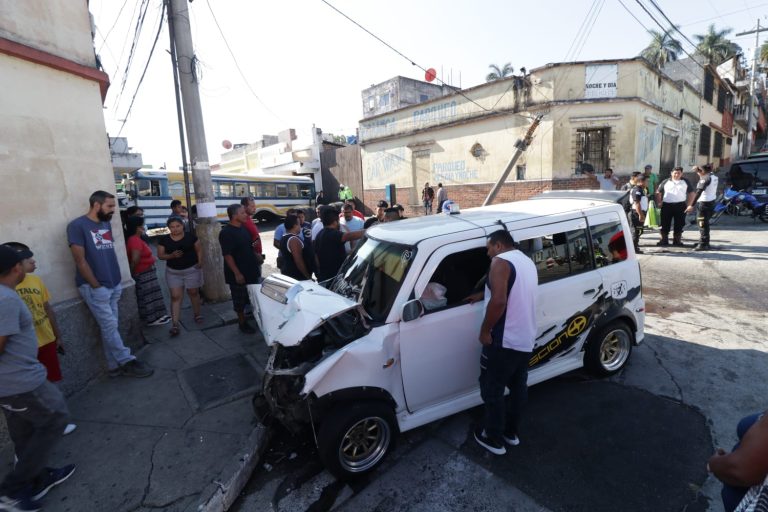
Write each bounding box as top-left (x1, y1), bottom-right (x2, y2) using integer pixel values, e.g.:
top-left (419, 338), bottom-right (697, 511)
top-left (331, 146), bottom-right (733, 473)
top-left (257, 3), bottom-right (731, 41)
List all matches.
top-left (179, 354), bottom-right (261, 410)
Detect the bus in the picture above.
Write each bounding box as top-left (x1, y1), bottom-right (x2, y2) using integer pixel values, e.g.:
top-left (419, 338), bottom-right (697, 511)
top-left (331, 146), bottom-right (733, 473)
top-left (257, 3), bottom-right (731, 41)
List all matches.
top-left (122, 170), bottom-right (315, 229)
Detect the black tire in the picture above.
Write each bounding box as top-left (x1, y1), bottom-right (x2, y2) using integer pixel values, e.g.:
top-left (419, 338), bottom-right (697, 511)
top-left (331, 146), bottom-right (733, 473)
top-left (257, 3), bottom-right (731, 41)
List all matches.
top-left (585, 321), bottom-right (633, 377)
top-left (256, 211), bottom-right (276, 223)
top-left (318, 402), bottom-right (396, 480)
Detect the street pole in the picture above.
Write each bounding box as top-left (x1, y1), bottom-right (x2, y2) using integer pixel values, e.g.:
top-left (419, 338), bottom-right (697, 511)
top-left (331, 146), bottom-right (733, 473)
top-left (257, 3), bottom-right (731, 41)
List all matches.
top-left (736, 20), bottom-right (768, 158)
top-left (165, 0), bottom-right (192, 217)
top-left (482, 114), bottom-right (543, 206)
top-left (168, 0), bottom-right (229, 301)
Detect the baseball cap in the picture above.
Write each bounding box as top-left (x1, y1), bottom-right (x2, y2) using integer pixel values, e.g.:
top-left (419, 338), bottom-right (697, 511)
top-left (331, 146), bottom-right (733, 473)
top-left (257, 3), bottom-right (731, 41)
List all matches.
top-left (0, 245), bottom-right (24, 274)
top-left (377, 200), bottom-right (389, 208)
top-left (644, 164), bottom-right (652, 170)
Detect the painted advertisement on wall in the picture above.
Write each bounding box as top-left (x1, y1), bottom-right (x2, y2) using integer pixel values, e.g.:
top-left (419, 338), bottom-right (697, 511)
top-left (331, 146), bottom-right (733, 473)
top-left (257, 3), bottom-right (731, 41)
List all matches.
top-left (585, 64), bottom-right (618, 99)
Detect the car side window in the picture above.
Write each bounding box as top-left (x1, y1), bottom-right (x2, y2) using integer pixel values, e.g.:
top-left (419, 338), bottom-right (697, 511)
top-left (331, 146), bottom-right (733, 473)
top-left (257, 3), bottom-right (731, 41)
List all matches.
top-left (590, 221), bottom-right (627, 266)
top-left (421, 247), bottom-right (489, 313)
top-left (520, 229), bottom-right (593, 285)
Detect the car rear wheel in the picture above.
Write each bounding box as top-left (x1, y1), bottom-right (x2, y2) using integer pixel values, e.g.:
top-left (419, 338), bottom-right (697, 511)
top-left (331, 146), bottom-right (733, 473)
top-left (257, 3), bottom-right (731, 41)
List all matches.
top-left (318, 402), bottom-right (396, 480)
top-left (585, 321), bottom-right (633, 377)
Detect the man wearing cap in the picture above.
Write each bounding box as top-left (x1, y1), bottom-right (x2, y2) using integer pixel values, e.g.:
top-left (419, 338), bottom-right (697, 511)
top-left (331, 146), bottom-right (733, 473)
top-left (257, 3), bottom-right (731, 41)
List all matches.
top-left (364, 200), bottom-right (388, 229)
top-left (686, 165), bottom-right (719, 251)
top-left (67, 190), bottom-right (153, 378)
top-left (0, 246), bottom-right (76, 510)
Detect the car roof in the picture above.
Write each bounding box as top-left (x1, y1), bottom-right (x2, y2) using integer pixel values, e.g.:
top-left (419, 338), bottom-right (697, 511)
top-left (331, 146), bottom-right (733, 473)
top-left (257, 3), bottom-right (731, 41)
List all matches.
top-left (368, 197), bottom-right (622, 246)
top-left (530, 189), bottom-right (628, 203)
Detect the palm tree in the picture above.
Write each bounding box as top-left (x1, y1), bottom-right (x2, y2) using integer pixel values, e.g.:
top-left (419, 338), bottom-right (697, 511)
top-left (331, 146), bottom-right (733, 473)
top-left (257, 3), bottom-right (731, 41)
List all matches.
top-left (640, 27), bottom-right (683, 69)
top-left (486, 63), bottom-right (514, 82)
top-left (760, 40), bottom-right (768, 65)
top-left (693, 24), bottom-right (741, 65)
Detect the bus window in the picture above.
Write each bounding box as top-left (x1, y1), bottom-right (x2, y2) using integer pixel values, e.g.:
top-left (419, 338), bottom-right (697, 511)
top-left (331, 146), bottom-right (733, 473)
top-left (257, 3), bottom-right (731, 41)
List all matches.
top-left (234, 182), bottom-right (248, 197)
top-left (218, 182), bottom-right (234, 198)
top-left (256, 183), bottom-right (274, 198)
top-left (138, 179), bottom-right (160, 197)
top-left (299, 184), bottom-right (313, 198)
top-left (288, 184), bottom-right (299, 197)
top-left (276, 184), bottom-right (288, 197)
top-left (169, 182), bottom-right (184, 198)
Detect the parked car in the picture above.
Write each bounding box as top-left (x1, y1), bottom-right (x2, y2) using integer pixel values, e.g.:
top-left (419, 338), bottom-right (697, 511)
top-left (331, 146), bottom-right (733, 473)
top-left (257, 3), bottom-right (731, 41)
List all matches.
top-left (248, 193), bottom-right (645, 479)
top-left (728, 157), bottom-right (768, 199)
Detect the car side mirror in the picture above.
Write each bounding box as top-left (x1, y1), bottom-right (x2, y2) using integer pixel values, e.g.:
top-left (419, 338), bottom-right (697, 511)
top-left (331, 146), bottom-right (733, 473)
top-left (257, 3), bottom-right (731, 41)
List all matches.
top-left (402, 299), bottom-right (424, 322)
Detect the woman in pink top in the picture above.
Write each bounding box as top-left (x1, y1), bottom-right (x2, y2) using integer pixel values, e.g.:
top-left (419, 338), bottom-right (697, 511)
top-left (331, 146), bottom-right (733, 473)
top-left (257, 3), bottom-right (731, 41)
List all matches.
top-left (125, 217), bottom-right (169, 327)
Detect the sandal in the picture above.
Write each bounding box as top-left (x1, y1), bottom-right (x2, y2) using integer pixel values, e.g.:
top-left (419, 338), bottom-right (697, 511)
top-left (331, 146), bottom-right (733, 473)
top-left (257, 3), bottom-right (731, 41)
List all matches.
top-left (169, 324), bottom-right (180, 337)
top-left (194, 315), bottom-right (204, 325)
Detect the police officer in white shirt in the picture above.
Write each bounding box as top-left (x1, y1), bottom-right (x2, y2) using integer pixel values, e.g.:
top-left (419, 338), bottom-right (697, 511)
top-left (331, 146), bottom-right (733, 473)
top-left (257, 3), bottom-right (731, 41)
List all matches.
top-left (655, 166), bottom-right (694, 247)
top-left (685, 164), bottom-right (718, 251)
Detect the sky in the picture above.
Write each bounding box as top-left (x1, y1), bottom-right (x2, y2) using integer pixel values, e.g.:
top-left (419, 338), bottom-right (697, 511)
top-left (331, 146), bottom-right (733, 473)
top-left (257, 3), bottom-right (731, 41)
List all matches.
top-left (91, 0), bottom-right (768, 170)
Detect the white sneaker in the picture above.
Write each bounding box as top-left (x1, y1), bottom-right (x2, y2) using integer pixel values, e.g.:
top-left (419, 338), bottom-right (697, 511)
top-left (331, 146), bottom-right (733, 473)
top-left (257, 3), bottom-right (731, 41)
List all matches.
top-left (63, 423), bottom-right (77, 436)
top-left (503, 433), bottom-right (520, 446)
top-left (147, 316), bottom-right (170, 326)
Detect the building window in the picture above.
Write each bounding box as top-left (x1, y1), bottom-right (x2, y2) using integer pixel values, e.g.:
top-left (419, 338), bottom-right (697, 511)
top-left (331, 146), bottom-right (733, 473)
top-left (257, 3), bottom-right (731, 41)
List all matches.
top-left (517, 165), bottom-right (526, 180)
top-left (420, 94), bottom-right (429, 102)
top-left (704, 72), bottom-right (714, 104)
top-left (380, 93), bottom-right (390, 107)
top-left (367, 96), bottom-right (375, 111)
top-left (717, 86), bottom-right (726, 113)
top-left (577, 128), bottom-right (610, 172)
top-left (713, 132), bottom-right (723, 158)
top-left (699, 125), bottom-right (712, 157)
top-left (726, 137), bottom-right (732, 146)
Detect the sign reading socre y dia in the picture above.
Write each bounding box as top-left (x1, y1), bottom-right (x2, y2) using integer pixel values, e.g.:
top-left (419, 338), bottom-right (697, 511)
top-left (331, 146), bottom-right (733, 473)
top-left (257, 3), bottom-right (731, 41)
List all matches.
top-left (585, 64), bottom-right (618, 99)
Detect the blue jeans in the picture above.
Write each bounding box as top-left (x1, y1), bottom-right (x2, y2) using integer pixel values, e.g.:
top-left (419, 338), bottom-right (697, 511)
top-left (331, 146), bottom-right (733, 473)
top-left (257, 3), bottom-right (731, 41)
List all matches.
top-left (479, 343), bottom-right (530, 442)
top-left (0, 380), bottom-right (70, 495)
top-left (79, 284), bottom-right (135, 370)
top-left (722, 412), bottom-right (764, 512)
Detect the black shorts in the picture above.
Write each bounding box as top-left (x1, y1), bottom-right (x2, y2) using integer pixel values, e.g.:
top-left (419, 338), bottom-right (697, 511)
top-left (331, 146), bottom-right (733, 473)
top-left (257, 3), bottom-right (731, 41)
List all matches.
top-left (229, 284), bottom-right (251, 313)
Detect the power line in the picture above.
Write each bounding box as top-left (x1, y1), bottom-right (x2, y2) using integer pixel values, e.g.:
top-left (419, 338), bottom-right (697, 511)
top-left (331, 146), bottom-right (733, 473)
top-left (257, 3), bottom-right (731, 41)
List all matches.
top-left (320, 0), bottom-right (497, 114)
top-left (116, 7), bottom-right (166, 137)
top-left (114, 0), bottom-right (152, 111)
top-left (97, 0), bottom-right (129, 54)
top-left (646, 0), bottom-right (699, 51)
top-left (680, 3), bottom-right (768, 27)
top-left (203, 0), bottom-right (285, 124)
top-left (632, 0), bottom-right (706, 71)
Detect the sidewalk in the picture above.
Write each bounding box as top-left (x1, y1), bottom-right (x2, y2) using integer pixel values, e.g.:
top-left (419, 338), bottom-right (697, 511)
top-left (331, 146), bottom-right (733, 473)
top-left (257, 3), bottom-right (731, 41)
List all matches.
top-left (1, 300), bottom-right (271, 512)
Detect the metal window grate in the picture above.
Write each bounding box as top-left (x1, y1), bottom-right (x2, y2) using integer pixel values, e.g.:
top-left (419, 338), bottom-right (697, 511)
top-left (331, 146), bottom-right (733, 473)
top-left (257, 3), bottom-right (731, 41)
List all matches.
top-left (577, 128), bottom-right (610, 172)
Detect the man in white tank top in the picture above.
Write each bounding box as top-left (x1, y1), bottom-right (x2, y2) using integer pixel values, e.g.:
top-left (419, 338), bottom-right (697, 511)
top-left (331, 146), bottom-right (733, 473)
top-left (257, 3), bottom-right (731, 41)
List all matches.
top-left (685, 164), bottom-right (719, 251)
top-left (473, 228), bottom-right (538, 455)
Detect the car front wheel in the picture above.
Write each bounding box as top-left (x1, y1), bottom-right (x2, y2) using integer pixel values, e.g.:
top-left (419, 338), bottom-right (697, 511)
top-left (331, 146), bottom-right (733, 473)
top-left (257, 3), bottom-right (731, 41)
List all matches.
top-left (585, 321), bottom-right (633, 376)
top-left (318, 402), bottom-right (396, 480)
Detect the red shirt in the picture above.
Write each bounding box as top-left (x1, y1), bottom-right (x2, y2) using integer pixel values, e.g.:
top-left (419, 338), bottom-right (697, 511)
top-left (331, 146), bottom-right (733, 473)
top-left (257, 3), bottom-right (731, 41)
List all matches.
top-left (242, 216), bottom-right (263, 254)
top-left (126, 235), bottom-right (155, 274)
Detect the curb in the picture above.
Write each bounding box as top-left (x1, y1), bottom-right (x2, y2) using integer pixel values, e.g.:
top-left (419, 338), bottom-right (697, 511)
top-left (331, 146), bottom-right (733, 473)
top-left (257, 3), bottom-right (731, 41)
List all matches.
top-left (197, 423), bottom-right (271, 512)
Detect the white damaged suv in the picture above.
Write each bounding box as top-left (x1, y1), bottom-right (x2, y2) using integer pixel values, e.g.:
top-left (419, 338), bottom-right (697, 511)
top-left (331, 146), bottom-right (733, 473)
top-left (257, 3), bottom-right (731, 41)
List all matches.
top-left (248, 191), bottom-right (645, 479)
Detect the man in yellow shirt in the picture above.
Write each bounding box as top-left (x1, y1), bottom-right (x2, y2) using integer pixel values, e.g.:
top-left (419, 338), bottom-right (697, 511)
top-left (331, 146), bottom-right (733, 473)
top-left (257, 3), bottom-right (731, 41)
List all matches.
top-left (5, 242), bottom-right (76, 436)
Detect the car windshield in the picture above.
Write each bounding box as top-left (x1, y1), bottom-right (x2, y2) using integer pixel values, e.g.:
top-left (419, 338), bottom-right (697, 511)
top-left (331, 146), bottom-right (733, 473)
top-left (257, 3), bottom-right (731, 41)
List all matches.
top-left (330, 237), bottom-right (416, 322)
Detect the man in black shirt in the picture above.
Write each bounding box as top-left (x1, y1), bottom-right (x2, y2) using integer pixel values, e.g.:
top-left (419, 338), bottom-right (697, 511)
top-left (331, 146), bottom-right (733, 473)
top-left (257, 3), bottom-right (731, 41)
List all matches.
top-left (629, 174), bottom-right (648, 254)
top-left (314, 208), bottom-right (364, 283)
top-left (218, 204), bottom-right (259, 333)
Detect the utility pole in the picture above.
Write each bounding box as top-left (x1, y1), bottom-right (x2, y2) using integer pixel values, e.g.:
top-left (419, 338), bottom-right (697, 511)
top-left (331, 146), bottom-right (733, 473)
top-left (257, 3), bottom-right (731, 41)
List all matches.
top-left (736, 20), bottom-right (768, 158)
top-left (483, 114), bottom-right (543, 206)
top-left (168, 0), bottom-right (229, 301)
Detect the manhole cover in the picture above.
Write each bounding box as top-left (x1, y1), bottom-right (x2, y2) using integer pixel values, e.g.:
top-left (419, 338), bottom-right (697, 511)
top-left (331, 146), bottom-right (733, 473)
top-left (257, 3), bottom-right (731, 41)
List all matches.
top-left (179, 354), bottom-right (260, 410)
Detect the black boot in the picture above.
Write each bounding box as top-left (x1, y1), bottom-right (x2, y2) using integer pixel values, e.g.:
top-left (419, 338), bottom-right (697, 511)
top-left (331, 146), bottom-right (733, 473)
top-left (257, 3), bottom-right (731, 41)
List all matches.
top-left (672, 234), bottom-right (684, 247)
top-left (656, 235), bottom-right (669, 247)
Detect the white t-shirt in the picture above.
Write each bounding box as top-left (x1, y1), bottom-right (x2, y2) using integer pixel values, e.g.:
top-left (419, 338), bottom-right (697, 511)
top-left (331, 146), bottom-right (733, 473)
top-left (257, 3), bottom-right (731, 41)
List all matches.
top-left (696, 174), bottom-right (719, 202)
top-left (340, 216), bottom-right (364, 253)
top-left (660, 178), bottom-right (691, 204)
top-left (596, 175), bottom-right (618, 190)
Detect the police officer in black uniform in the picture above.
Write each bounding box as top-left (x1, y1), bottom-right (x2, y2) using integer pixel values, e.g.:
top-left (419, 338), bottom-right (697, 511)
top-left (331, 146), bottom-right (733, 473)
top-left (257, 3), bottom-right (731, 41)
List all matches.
top-left (629, 174), bottom-right (648, 254)
top-left (685, 164), bottom-right (719, 251)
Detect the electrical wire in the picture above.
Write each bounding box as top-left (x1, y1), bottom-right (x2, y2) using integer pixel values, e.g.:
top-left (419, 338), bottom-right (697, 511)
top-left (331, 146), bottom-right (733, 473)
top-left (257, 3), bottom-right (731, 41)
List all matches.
top-left (114, 0), bottom-right (151, 112)
top-left (97, 0), bottom-right (129, 54)
top-left (646, 0), bottom-right (699, 50)
top-left (116, 7), bottom-right (166, 137)
top-left (632, 0), bottom-right (706, 71)
top-left (203, 0), bottom-right (285, 124)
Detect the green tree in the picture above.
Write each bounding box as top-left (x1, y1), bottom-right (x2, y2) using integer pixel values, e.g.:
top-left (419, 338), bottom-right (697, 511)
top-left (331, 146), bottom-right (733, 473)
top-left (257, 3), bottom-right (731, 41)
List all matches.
top-left (693, 24), bottom-right (741, 65)
top-left (640, 27), bottom-right (683, 69)
top-left (486, 63), bottom-right (514, 82)
top-left (760, 40), bottom-right (768, 64)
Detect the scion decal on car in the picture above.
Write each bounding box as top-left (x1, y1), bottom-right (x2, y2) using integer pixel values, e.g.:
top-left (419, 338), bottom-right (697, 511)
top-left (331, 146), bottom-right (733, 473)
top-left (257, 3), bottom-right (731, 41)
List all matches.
top-left (528, 284), bottom-right (641, 369)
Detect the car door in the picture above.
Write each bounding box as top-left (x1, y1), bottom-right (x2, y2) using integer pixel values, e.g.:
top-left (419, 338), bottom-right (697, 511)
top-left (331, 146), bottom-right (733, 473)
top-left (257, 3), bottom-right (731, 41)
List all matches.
top-left (398, 239), bottom-right (489, 412)
top-left (514, 218), bottom-right (604, 376)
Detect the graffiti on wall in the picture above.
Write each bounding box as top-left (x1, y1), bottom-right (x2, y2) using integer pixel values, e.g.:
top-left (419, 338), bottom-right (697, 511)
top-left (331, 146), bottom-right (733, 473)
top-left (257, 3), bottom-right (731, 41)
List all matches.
top-left (432, 160), bottom-right (479, 183)
top-left (412, 101), bottom-right (458, 128)
top-left (366, 148), bottom-right (407, 183)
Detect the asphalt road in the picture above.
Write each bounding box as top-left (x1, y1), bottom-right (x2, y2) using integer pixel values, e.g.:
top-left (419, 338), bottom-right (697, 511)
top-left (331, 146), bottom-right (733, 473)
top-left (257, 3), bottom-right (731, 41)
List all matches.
top-left (233, 215), bottom-right (768, 512)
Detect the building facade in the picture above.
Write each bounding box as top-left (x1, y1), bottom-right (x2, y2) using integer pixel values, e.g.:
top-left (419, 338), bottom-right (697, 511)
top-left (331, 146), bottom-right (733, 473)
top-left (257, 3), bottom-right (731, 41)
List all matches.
top-left (0, 2), bottom-right (142, 401)
top-left (361, 76), bottom-right (458, 119)
top-left (358, 57), bottom-right (745, 213)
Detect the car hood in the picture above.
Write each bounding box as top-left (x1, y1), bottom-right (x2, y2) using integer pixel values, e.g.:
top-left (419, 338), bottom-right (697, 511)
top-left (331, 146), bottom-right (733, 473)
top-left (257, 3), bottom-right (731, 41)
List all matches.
top-left (247, 275), bottom-right (358, 346)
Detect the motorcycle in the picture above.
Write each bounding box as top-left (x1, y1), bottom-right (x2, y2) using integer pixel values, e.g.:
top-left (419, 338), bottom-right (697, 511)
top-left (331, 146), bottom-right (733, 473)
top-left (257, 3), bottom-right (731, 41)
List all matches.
top-left (711, 187), bottom-right (768, 224)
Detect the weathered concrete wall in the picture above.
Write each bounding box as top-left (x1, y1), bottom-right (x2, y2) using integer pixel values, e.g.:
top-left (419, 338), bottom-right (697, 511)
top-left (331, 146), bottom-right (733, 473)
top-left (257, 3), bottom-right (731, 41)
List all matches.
top-left (0, 1), bottom-right (95, 66)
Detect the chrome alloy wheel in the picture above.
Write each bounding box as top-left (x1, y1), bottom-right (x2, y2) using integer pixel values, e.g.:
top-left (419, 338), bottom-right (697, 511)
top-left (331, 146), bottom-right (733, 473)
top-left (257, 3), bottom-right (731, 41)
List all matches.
top-left (599, 328), bottom-right (632, 372)
top-left (338, 416), bottom-right (391, 473)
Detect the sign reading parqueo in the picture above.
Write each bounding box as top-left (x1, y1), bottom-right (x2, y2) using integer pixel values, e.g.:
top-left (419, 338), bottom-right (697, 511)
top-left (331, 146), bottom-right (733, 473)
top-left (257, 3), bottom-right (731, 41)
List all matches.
top-left (585, 64), bottom-right (618, 99)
